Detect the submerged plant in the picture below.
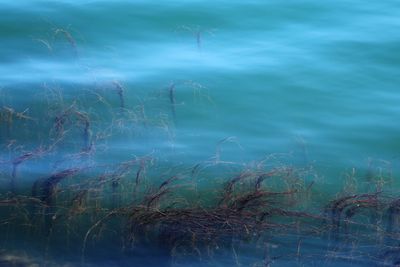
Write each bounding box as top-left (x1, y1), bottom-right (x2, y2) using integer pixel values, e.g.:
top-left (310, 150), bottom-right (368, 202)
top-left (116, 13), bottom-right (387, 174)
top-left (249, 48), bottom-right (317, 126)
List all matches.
top-left (0, 106), bottom-right (35, 140)
top-left (324, 192), bottom-right (382, 239)
top-left (0, 86), bottom-right (399, 267)
top-left (10, 148), bottom-right (47, 194)
top-left (113, 81), bottom-right (125, 110)
top-left (168, 83), bottom-right (176, 123)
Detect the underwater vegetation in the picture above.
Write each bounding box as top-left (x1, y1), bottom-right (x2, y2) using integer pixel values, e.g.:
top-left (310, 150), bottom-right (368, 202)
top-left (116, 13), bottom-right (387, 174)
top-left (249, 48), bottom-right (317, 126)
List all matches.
top-left (1, 81), bottom-right (400, 267)
top-left (0, 7), bottom-right (400, 265)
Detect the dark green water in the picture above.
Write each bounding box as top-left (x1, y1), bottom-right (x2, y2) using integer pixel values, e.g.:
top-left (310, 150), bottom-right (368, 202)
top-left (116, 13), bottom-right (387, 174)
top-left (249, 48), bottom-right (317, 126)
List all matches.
top-left (1, 1), bottom-right (400, 266)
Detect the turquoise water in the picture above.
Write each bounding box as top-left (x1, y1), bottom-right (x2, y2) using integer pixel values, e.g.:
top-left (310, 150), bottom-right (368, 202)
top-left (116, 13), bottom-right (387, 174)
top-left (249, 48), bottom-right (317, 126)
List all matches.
top-left (1, 1), bottom-right (400, 266)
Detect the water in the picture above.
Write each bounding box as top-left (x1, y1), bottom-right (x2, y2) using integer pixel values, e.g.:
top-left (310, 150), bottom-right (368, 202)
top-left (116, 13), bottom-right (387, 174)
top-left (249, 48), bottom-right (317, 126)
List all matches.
top-left (1, 1), bottom-right (400, 266)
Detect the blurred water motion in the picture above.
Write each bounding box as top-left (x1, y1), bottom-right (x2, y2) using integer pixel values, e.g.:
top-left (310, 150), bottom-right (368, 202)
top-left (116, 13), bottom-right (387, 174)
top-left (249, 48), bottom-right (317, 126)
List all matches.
top-left (0, 1), bottom-right (400, 266)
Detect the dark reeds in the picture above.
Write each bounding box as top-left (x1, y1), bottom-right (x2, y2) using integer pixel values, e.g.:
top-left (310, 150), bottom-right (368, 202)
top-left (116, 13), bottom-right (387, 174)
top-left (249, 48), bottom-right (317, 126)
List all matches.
top-left (2, 89), bottom-right (400, 267)
top-left (324, 192), bottom-right (381, 238)
top-left (113, 81), bottom-right (125, 110)
top-left (9, 145), bottom-right (50, 194)
top-left (1, 152), bottom-right (400, 267)
top-left (53, 106), bottom-right (92, 151)
top-left (11, 152), bottom-right (36, 194)
top-left (117, 167), bottom-right (318, 264)
top-left (32, 168), bottom-right (80, 234)
top-left (0, 106), bottom-right (34, 140)
top-left (74, 111), bottom-right (91, 151)
top-left (168, 83), bottom-right (176, 123)
top-left (54, 105), bottom-right (74, 139)
top-left (386, 199), bottom-right (400, 235)
top-left (33, 168), bottom-right (80, 206)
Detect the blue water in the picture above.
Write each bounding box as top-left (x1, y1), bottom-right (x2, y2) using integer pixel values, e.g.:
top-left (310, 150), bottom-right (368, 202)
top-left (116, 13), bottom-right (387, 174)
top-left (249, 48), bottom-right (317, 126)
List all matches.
top-left (1, 1), bottom-right (400, 266)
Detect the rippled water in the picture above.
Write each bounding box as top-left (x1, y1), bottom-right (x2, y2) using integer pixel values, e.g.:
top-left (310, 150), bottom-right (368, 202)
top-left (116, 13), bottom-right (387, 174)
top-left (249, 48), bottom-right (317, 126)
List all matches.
top-left (1, 1), bottom-right (400, 266)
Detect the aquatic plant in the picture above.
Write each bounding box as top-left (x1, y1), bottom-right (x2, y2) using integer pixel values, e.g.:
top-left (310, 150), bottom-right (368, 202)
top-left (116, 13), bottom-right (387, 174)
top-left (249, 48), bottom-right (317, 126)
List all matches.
top-left (0, 86), bottom-right (399, 267)
top-left (0, 106), bottom-right (34, 140)
top-left (10, 148), bottom-right (47, 194)
top-left (168, 83), bottom-right (176, 123)
top-left (112, 81), bottom-right (126, 110)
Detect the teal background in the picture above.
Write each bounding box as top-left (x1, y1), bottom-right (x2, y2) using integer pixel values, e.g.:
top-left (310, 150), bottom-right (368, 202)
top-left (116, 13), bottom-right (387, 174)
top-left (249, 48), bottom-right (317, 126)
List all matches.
top-left (0, 1), bottom-right (400, 266)
top-left (1, 1), bottom-right (399, 180)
